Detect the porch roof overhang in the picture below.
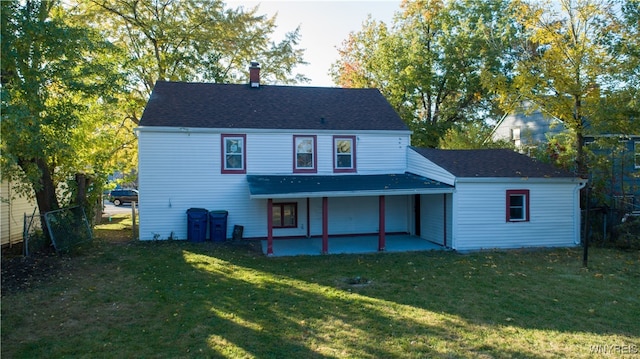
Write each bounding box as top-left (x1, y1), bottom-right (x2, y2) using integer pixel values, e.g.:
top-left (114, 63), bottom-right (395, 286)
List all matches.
top-left (247, 173), bottom-right (454, 199)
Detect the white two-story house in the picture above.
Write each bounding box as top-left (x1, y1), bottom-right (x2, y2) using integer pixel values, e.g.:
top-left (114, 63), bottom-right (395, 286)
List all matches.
top-left (136, 64), bottom-right (586, 255)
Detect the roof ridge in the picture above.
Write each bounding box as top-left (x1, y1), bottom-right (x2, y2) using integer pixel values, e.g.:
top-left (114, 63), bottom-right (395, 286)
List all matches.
top-left (140, 81), bottom-right (407, 132)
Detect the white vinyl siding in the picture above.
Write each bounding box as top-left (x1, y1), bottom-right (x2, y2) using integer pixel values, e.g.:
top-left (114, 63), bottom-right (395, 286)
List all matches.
top-left (246, 132), bottom-right (409, 175)
top-left (137, 129), bottom-right (411, 240)
top-left (420, 193), bottom-right (452, 246)
top-left (309, 196), bottom-right (409, 236)
top-left (137, 127), bottom-right (582, 251)
top-left (138, 131), bottom-right (262, 240)
top-left (406, 148), bottom-right (455, 185)
top-left (357, 135), bottom-right (409, 174)
top-left (246, 133), bottom-right (291, 174)
top-left (451, 181), bottom-right (579, 251)
top-left (1, 180), bottom-right (39, 246)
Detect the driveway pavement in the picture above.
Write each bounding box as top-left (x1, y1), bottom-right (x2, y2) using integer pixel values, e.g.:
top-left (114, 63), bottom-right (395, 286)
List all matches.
top-left (102, 200), bottom-right (138, 216)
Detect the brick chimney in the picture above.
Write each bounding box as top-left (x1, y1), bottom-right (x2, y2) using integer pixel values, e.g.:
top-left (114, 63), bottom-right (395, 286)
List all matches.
top-left (249, 61), bottom-right (260, 88)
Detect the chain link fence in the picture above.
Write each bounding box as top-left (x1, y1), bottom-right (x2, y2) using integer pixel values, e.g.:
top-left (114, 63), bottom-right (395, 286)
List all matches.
top-left (44, 206), bottom-right (92, 253)
top-left (22, 206), bottom-right (93, 256)
top-left (23, 209), bottom-right (47, 257)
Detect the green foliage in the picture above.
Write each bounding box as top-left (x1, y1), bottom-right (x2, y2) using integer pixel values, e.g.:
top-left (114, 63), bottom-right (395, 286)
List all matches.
top-left (73, 0), bottom-right (309, 180)
top-left (612, 216), bottom-right (640, 249)
top-left (584, 137), bottom-right (640, 210)
top-left (603, 0), bottom-right (640, 131)
top-left (487, 0), bottom-right (636, 177)
top-left (332, 0), bottom-right (638, 154)
top-left (82, 0), bottom-right (308, 95)
top-left (439, 121), bottom-right (514, 149)
top-left (2, 0), bottom-right (308, 221)
top-left (331, 0), bottom-right (519, 147)
top-left (1, 0), bottom-right (128, 215)
top-left (527, 131), bottom-right (578, 172)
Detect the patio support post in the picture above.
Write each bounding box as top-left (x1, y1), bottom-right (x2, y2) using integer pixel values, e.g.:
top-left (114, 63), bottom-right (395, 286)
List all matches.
top-left (443, 194), bottom-right (447, 247)
top-left (414, 194), bottom-right (421, 236)
top-left (378, 195), bottom-right (386, 251)
top-left (322, 197), bottom-right (328, 254)
top-left (306, 198), bottom-right (311, 238)
top-left (267, 198), bottom-right (274, 255)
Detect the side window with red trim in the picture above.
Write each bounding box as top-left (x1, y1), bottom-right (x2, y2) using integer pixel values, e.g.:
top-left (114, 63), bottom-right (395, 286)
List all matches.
top-left (506, 189), bottom-right (530, 222)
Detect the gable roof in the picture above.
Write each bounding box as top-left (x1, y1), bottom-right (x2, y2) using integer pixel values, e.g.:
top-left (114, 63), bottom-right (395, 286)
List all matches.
top-left (490, 109), bottom-right (566, 144)
top-left (139, 81), bottom-right (409, 131)
top-left (410, 147), bottom-right (577, 178)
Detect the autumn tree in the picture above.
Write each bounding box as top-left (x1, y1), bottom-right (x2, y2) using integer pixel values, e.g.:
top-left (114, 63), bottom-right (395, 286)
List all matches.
top-left (75, 0), bottom-right (308, 177)
top-left (489, 0), bottom-right (629, 178)
top-left (81, 0), bottom-right (307, 100)
top-left (331, 0), bottom-right (520, 147)
top-left (1, 0), bottom-right (127, 225)
top-left (600, 0), bottom-right (640, 134)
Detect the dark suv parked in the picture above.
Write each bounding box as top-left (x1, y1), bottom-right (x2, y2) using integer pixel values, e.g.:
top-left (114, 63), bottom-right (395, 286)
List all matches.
top-left (108, 189), bottom-right (139, 206)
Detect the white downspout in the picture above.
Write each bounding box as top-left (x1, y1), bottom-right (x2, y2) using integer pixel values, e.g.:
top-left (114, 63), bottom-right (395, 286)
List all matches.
top-left (574, 180), bottom-right (588, 245)
top-left (450, 179), bottom-right (458, 250)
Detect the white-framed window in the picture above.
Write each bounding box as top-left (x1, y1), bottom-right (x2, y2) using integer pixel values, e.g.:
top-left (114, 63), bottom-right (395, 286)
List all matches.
top-left (333, 136), bottom-right (356, 173)
top-left (506, 189), bottom-right (530, 222)
top-left (221, 134), bottom-right (246, 173)
top-left (635, 141), bottom-right (639, 169)
top-left (293, 135), bottom-right (317, 173)
top-left (272, 202), bottom-right (297, 228)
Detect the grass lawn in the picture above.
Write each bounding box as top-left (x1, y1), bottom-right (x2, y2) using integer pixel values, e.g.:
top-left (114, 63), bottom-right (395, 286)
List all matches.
top-left (2, 214), bottom-right (639, 358)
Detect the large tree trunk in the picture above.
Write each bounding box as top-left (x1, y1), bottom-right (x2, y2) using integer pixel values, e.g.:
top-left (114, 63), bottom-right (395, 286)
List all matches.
top-left (19, 158), bottom-right (59, 239)
top-left (75, 173), bottom-right (88, 208)
top-left (75, 173), bottom-right (102, 225)
top-left (573, 96), bottom-right (589, 211)
top-left (33, 158), bottom-right (59, 214)
top-left (574, 95), bottom-right (588, 180)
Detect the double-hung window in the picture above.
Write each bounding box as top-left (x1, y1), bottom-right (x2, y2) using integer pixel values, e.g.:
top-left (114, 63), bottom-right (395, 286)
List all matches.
top-left (221, 134), bottom-right (246, 174)
top-left (294, 135), bottom-right (317, 173)
top-left (506, 189), bottom-right (530, 222)
top-left (635, 141), bottom-right (640, 169)
top-left (272, 203), bottom-right (297, 228)
top-left (333, 136), bottom-right (356, 173)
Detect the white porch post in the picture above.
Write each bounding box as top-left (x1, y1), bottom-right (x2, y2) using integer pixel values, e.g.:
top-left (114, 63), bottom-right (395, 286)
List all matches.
top-left (322, 197), bottom-right (328, 254)
top-left (267, 198), bottom-right (273, 255)
top-left (378, 195), bottom-right (386, 251)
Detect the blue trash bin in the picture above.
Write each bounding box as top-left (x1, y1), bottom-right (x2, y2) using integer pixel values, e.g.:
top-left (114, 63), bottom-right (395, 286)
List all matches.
top-left (209, 210), bottom-right (228, 242)
top-left (187, 208), bottom-right (208, 242)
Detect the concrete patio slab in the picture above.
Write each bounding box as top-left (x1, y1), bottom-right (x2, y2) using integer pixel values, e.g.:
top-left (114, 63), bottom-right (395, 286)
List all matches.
top-left (261, 234), bottom-right (447, 257)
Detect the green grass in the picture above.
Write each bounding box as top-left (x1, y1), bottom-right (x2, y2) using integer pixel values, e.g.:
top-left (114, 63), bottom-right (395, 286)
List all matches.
top-left (2, 214), bottom-right (639, 358)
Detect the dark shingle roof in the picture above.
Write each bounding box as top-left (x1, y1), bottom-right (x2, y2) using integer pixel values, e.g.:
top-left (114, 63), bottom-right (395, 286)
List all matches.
top-left (410, 147), bottom-right (577, 178)
top-left (139, 81), bottom-right (408, 131)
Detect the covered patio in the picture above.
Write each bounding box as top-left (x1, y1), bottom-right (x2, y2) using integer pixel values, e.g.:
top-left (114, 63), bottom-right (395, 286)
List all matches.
top-left (260, 234), bottom-right (447, 257)
top-left (247, 173), bottom-right (454, 256)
